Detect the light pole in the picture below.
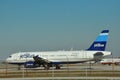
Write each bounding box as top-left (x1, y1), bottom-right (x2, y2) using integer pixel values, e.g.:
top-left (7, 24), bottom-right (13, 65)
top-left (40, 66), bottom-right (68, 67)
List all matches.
top-left (5, 61), bottom-right (8, 78)
top-left (52, 64), bottom-right (54, 80)
top-left (22, 64), bottom-right (24, 78)
top-left (66, 55), bottom-right (69, 77)
top-left (84, 50), bottom-right (87, 80)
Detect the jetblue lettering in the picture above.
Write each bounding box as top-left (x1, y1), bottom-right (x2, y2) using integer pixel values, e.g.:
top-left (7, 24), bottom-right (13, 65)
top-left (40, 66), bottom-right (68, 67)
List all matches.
top-left (20, 53), bottom-right (35, 58)
top-left (94, 43), bottom-right (104, 47)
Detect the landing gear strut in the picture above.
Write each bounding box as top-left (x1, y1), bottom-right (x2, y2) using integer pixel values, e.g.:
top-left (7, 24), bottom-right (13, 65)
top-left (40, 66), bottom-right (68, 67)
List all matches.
top-left (55, 65), bottom-right (61, 69)
top-left (18, 64), bottom-right (21, 70)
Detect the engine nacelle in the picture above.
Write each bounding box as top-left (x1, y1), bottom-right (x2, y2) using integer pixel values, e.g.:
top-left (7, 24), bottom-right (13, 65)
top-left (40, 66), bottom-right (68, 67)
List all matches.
top-left (24, 61), bottom-right (39, 68)
top-left (94, 52), bottom-right (104, 62)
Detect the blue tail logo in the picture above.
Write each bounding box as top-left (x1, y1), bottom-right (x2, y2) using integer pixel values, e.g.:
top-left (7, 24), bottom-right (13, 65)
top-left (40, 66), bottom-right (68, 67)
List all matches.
top-left (87, 30), bottom-right (109, 51)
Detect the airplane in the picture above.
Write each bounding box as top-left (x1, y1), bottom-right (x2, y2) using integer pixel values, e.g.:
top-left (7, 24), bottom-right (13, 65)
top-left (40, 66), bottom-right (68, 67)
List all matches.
top-left (6, 30), bottom-right (111, 69)
top-left (101, 57), bottom-right (120, 65)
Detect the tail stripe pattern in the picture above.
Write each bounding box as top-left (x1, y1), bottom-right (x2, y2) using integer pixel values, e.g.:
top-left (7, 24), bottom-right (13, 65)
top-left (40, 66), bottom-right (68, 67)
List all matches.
top-left (87, 30), bottom-right (109, 51)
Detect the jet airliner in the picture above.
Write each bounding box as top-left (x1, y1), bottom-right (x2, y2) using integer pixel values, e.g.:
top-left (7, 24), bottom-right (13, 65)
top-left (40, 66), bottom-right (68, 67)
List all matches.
top-left (6, 30), bottom-right (111, 69)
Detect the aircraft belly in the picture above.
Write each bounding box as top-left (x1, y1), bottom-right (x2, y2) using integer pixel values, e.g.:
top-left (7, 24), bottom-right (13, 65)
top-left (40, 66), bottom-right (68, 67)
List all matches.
top-left (49, 58), bottom-right (91, 63)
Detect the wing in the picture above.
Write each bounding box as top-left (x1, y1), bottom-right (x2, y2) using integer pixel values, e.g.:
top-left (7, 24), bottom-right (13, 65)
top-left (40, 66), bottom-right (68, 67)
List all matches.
top-left (33, 55), bottom-right (50, 64)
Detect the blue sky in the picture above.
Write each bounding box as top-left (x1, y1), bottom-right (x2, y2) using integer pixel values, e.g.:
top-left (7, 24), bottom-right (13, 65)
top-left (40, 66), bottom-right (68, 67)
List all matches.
top-left (0, 0), bottom-right (120, 60)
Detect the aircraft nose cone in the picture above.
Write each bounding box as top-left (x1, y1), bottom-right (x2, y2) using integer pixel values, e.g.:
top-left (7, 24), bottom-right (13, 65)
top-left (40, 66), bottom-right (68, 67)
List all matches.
top-left (6, 58), bottom-right (9, 62)
top-left (6, 58), bottom-right (11, 63)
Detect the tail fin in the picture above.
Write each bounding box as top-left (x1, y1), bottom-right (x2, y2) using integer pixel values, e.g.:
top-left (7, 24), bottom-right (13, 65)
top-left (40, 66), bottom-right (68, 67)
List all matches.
top-left (87, 30), bottom-right (109, 51)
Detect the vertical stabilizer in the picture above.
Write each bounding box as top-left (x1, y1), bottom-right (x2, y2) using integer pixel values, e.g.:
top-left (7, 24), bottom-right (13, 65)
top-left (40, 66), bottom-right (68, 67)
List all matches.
top-left (87, 30), bottom-right (109, 51)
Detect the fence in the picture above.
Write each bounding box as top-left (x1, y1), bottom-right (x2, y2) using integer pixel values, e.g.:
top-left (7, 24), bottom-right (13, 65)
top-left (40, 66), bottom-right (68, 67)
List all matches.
top-left (0, 61), bottom-right (120, 80)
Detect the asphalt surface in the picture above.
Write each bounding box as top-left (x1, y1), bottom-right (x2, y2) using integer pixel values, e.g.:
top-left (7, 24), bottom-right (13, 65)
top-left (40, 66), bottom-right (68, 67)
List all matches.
top-left (0, 63), bottom-right (120, 80)
top-left (1, 77), bottom-right (120, 80)
top-left (0, 63), bottom-right (120, 71)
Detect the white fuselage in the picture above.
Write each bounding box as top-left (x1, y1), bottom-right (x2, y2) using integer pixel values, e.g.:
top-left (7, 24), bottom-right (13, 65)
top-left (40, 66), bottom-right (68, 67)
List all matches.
top-left (6, 50), bottom-right (111, 64)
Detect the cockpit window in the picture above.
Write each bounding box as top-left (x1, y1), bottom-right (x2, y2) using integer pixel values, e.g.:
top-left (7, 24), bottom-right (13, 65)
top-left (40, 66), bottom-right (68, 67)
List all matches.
top-left (9, 56), bottom-right (12, 58)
